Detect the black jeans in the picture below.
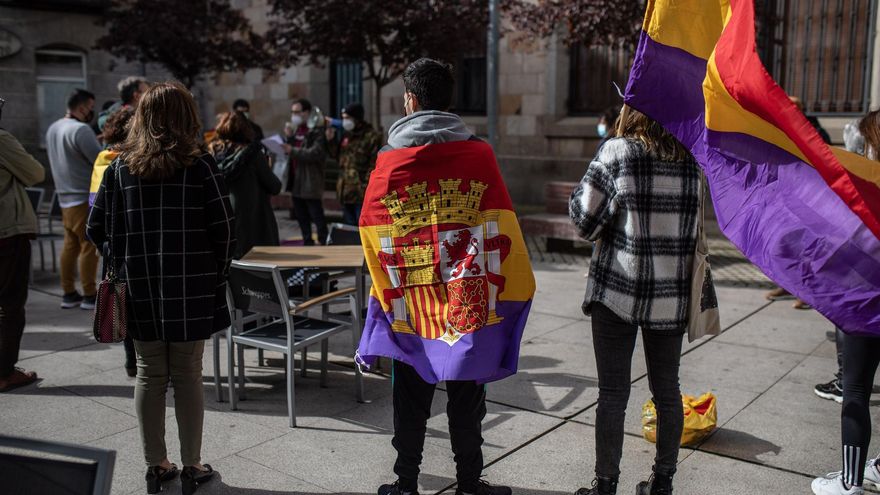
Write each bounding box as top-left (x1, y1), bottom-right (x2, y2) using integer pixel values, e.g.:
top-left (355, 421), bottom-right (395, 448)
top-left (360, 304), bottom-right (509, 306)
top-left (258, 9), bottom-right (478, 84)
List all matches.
top-left (392, 361), bottom-right (486, 492)
top-left (291, 197), bottom-right (328, 246)
top-left (0, 237), bottom-right (31, 377)
top-left (835, 327), bottom-right (845, 381)
top-left (840, 332), bottom-right (880, 487)
top-left (592, 303), bottom-right (684, 479)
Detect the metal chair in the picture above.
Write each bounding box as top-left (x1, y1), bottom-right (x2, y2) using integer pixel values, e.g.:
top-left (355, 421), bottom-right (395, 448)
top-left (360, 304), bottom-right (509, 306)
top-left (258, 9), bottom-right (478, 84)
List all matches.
top-left (325, 222), bottom-right (360, 246)
top-left (28, 191), bottom-right (63, 273)
top-left (223, 260), bottom-right (362, 427)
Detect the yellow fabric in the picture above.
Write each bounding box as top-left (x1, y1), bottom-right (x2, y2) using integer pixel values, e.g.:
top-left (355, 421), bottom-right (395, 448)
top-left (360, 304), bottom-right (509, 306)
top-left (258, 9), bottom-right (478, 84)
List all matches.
top-left (832, 148), bottom-right (880, 187)
top-left (703, 56), bottom-right (810, 163)
top-left (90, 149), bottom-right (118, 198)
top-left (643, 0), bottom-right (727, 60)
top-left (360, 209), bottom-right (535, 313)
top-left (642, 392), bottom-right (717, 447)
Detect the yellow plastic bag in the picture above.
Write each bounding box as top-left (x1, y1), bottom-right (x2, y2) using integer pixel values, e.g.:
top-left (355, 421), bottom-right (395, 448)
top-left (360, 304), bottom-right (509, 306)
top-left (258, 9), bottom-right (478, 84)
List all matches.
top-left (641, 392), bottom-right (717, 447)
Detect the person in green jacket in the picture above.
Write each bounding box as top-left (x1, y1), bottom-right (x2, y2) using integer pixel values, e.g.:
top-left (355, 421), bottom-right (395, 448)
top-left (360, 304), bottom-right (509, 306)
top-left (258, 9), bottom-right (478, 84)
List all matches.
top-left (0, 99), bottom-right (46, 392)
top-left (209, 111), bottom-right (281, 258)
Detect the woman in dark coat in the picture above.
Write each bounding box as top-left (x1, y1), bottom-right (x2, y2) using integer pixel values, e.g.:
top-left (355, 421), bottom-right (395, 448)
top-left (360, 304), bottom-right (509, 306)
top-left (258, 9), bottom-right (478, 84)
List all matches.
top-left (209, 111), bottom-right (281, 258)
top-left (87, 82), bottom-right (234, 495)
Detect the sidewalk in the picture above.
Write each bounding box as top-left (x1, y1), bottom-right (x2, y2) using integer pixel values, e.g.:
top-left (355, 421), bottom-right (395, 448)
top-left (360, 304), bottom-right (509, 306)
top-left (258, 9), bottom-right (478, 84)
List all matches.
top-left (0, 214), bottom-right (868, 494)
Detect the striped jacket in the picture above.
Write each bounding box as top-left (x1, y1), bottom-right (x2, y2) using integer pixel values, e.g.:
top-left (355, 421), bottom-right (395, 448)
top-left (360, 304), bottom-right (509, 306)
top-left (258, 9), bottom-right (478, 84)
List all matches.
top-left (87, 154), bottom-right (235, 342)
top-left (569, 138), bottom-right (703, 332)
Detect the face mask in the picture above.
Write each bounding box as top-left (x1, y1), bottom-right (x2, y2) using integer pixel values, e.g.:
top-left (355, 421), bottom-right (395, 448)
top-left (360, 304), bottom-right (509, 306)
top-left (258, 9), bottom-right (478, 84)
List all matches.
top-left (597, 123), bottom-right (608, 138)
top-left (242, 111), bottom-right (250, 120)
top-left (290, 114), bottom-right (303, 127)
top-left (84, 110), bottom-right (95, 124)
top-left (342, 118), bottom-right (355, 131)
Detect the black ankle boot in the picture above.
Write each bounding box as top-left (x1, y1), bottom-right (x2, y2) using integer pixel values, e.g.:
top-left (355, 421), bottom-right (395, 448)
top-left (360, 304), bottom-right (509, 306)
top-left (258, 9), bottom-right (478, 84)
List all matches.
top-left (181, 465), bottom-right (215, 495)
top-left (636, 470), bottom-right (673, 495)
top-left (145, 464), bottom-right (179, 494)
top-left (575, 476), bottom-right (618, 495)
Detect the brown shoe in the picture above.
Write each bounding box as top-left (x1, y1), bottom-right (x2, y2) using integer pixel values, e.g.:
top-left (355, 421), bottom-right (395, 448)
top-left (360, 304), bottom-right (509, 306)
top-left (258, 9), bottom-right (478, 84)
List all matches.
top-left (0, 368), bottom-right (37, 392)
top-left (765, 287), bottom-right (793, 301)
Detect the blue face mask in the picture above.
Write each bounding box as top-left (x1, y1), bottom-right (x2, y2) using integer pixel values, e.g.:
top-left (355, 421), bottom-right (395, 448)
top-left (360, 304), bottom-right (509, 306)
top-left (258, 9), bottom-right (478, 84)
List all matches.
top-left (597, 123), bottom-right (608, 138)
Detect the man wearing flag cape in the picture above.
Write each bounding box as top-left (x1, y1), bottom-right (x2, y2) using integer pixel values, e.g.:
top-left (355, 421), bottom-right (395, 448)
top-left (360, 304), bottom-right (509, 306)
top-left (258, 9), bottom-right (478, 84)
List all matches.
top-left (357, 58), bottom-right (535, 495)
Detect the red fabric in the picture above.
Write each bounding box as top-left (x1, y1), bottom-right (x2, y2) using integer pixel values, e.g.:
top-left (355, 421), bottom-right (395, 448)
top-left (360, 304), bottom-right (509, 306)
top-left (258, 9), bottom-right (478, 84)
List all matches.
top-left (360, 140), bottom-right (514, 228)
top-left (715, 0), bottom-right (880, 240)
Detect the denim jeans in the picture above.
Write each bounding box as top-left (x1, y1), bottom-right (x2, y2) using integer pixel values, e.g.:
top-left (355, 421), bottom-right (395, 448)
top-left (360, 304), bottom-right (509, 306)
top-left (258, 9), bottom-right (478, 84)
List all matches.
top-left (391, 361), bottom-right (486, 492)
top-left (591, 303), bottom-right (684, 479)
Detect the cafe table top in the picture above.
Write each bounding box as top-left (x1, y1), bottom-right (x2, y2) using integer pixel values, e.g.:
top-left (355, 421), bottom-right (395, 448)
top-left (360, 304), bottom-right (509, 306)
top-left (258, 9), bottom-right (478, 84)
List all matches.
top-left (240, 245), bottom-right (365, 270)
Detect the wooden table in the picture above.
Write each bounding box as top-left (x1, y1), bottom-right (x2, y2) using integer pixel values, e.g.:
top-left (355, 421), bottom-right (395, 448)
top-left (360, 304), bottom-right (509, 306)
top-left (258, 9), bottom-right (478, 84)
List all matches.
top-left (240, 245), bottom-right (367, 403)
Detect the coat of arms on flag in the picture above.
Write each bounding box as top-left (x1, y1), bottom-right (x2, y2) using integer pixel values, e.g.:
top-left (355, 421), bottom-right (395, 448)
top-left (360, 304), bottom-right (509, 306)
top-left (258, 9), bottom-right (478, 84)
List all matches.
top-left (375, 179), bottom-right (512, 345)
top-left (357, 139), bottom-right (535, 383)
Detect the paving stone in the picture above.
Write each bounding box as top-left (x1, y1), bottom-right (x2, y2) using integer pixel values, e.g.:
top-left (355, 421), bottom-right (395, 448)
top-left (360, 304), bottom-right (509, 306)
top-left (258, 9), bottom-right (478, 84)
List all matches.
top-left (698, 355), bottom-right (880, 477)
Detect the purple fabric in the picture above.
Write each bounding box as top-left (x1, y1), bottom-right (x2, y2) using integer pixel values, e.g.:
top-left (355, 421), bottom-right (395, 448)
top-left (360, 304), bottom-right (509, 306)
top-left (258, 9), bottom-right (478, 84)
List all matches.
top-left (625, 32), bottom-right (880, 335)
top-left (357, 298), bottom-right (532, 384)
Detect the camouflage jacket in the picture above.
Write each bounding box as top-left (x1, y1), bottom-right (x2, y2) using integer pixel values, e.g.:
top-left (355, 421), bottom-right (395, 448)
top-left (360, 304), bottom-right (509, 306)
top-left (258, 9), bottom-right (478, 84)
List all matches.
top-left (334, 123), bottom-right (383, 204)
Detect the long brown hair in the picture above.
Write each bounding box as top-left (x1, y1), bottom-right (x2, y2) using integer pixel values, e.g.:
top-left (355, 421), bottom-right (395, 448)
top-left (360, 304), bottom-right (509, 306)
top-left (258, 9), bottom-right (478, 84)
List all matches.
top-left (120, 82), bottom-right (203, 180)
top-left (616, 105), bottom-right (691, 162)
top-left (858, 110), bottom-right (880, 161)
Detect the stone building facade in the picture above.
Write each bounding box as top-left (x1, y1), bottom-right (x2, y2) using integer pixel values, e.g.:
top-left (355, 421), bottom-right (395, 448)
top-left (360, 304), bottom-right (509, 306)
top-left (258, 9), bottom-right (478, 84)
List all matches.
top-left (0, 0), bottom-right (168, 167)
top-left (2, 0), bottom-right (878, 207)
top-left (205, 0), bottom-right (880, 206)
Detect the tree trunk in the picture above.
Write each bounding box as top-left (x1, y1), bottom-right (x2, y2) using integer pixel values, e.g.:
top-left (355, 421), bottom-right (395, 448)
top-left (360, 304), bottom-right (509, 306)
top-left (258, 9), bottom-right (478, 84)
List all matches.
top-left (373, 78), bottom-right (383, 131)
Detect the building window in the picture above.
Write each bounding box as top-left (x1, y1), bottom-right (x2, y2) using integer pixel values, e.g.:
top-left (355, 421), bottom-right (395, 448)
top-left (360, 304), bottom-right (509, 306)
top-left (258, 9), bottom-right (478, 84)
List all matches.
top-left (454, 54), bottom-right (487, 115)
top-left (568, 43), bottom-right (634, 115)
top-left (36, 48), bottom-right (87, 148)
top-left (330, 60), bottom-right (363, 117)
top-left (757, 0), bottom-right (877, 114)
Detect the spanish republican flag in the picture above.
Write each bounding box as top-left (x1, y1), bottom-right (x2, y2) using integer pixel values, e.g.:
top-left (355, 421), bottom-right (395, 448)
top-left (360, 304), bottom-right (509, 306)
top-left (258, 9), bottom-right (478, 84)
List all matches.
top-left (357, 140), bottom-right (536, 383)
top-left (626, 0), bottom-right (880, 334)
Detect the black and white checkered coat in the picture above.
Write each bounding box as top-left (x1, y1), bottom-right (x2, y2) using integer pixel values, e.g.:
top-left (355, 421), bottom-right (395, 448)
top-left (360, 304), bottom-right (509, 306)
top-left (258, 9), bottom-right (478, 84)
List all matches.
top-left (87, 155), bottom-right (236, 342)
top-left (569, 138), bottom-right (702, 332)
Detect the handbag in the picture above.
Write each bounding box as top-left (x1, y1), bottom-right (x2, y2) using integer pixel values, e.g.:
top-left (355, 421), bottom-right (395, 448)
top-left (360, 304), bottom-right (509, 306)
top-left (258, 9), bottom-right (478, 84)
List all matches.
top-left (687, 175), bottom-right (721, 342)
top-left (93, 163), bottom-right (127, 344)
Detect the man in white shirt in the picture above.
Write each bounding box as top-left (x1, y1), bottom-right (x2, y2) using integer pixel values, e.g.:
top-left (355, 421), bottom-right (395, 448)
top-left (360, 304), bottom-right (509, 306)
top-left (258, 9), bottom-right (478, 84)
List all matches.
top-left (45, 88), bottom-right (102, 310)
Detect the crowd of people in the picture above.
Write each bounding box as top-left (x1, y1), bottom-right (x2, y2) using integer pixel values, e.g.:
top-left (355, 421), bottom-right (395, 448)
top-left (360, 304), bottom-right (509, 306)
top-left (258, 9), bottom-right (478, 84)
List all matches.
top-left (0, 55), bottom-right (878, 495)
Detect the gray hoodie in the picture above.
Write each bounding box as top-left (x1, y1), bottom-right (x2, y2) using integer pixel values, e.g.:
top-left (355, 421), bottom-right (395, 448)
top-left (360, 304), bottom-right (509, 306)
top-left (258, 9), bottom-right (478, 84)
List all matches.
top-left (386, 110), bottom-right (474, 149)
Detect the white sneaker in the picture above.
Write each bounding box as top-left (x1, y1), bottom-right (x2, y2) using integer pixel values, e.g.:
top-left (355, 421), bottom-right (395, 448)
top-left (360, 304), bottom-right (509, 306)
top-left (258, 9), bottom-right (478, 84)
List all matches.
top-left (864, 459), bottom-right (880, 492)
top-left (812, 472), bottom-right (863, 495)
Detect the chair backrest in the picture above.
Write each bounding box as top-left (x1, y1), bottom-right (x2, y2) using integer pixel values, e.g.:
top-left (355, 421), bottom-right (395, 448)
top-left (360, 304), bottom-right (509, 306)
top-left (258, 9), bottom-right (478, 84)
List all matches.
top-left (49, 192), bottom-right (62, 217)
top-left (326, 222), bottom-right (360, 246)
top-left (0, 435), bottom-right (115, 495)
top-left (24, 187), bottom-right (44, 213)
top-left (227, 261), bottom-right (290, 318)
top-left (46, 192), bottom-right (63, 233)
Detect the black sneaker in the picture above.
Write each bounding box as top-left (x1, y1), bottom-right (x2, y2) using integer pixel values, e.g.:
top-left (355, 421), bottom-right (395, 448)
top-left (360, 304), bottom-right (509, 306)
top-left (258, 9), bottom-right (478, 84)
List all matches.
top-left (80, 294), bottom-right (96, 310)
top-left (455, 480), bottom-right (512, 495)
top-left (814, 378), bottom-right (843, 403)
top-left (61, 291), bottom-right (83, 309)
top-left (378, 481), bottom-right (419, 495)
top-left (574, 477), bottom-right (618, 495)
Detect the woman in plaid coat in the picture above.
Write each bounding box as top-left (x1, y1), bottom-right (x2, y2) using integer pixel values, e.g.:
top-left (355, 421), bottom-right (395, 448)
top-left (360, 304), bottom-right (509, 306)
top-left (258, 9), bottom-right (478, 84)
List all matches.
top-left (569, 106), bottom-right (704, 495)
top-left (87, 82), bottom-right (234, 495)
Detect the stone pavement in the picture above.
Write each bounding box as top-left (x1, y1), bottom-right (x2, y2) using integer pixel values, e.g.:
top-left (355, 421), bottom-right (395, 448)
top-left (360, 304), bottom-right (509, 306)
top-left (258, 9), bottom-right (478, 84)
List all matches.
top-left (2, 252), bottom-right (871, 495)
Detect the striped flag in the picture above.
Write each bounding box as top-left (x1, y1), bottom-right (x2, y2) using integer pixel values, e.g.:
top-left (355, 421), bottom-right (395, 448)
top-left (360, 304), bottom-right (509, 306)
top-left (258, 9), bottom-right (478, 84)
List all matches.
top-left (625, 0), bottom-right (880, 334)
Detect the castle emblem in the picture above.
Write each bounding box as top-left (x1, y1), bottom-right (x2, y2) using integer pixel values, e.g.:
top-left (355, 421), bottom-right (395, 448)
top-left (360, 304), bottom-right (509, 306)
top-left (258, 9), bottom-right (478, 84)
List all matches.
top-left (377, 180), bottom-right (512, 346)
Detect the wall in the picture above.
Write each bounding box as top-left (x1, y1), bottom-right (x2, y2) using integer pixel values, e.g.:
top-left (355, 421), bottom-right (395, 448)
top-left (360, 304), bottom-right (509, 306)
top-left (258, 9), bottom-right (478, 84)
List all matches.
top-left (0, 5), bottom-right (167, 168)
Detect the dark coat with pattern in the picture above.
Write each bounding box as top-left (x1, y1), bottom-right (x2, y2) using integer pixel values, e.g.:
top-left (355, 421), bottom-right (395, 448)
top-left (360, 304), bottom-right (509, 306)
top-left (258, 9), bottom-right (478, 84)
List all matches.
top-left (87, 155), bottom-right (235, 342)
top-left (211, 141), bottom-right (281, 259)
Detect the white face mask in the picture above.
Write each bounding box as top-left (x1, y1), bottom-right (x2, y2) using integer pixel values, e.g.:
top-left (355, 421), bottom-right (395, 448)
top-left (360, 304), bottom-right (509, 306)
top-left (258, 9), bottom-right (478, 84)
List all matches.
top-left (290, 114), bottom-right (303, 127)
top-left (342, 118), bottom-right (355, 131)
top-left (597, 123), bottom-right (608, 138)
